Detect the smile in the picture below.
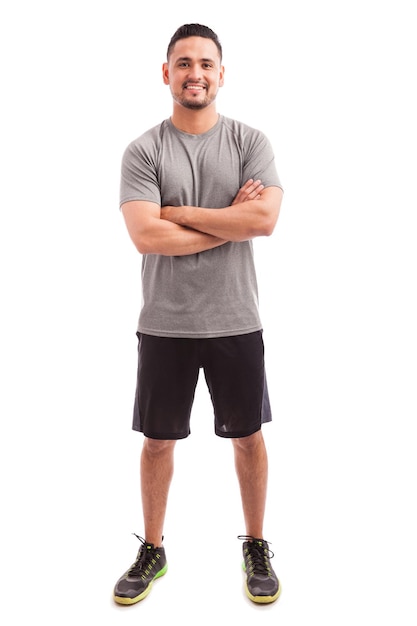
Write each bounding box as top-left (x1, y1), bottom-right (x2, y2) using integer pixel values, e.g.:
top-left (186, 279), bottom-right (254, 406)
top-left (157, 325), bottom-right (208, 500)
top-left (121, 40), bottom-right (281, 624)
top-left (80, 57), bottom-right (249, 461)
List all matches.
top-left (184, 83), bottom-right (206, 91)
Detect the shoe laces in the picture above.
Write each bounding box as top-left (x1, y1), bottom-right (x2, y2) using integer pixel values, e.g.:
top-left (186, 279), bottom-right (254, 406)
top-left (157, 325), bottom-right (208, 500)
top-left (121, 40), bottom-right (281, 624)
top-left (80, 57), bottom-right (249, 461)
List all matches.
top-left (128, 534), bottom-right (158, 577)
top-left (238, 535), bottom-right (275, 576)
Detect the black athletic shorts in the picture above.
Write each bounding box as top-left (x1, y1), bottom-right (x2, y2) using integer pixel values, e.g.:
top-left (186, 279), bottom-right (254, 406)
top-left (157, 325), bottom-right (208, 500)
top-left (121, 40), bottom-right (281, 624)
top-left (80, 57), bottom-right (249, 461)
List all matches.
top-left (132, 330), bottom-right (272, 439)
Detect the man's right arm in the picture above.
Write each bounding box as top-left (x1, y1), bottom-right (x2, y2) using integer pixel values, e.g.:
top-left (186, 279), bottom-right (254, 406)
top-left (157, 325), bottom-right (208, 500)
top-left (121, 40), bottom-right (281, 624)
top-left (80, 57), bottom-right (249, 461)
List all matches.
top-left (121, 200), bottom-right (227, 256)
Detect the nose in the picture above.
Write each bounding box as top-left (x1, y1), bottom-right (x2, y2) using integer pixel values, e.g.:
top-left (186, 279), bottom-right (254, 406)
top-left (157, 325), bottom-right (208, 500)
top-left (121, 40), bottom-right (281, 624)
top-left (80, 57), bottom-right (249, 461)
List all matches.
top-left (187, 63), bottom-right (203, 81)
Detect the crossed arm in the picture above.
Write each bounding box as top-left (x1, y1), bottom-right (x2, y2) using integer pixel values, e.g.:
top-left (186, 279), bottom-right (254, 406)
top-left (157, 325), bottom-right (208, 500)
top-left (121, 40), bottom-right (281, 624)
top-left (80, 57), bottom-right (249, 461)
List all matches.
top-left (121, 179), bottom-right (283, 257)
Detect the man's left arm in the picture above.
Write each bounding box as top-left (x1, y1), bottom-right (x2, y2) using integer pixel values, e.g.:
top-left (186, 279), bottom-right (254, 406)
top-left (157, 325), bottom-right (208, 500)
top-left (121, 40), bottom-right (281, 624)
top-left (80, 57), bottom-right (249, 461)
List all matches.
top-left (160, 185), bottom-right (283, 242)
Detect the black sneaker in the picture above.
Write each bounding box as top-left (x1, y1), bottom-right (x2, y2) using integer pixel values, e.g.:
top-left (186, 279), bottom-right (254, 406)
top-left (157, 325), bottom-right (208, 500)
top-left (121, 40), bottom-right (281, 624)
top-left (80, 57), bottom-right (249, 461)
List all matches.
top-left (238, 535), bottom-right (281, 603)
top-left (113, 534), bottom-right (167, 605)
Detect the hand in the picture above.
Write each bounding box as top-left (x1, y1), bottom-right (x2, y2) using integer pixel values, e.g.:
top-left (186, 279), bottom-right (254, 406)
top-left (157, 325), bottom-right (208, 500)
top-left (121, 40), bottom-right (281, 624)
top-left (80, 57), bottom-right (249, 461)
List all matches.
top-left (232, 179), bottom-right (264, 205)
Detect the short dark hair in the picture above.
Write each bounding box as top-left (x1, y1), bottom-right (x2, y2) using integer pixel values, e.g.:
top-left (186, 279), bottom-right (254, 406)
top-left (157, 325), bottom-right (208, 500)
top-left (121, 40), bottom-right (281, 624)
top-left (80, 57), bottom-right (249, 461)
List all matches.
top-left (167, 24), bottom-right (222, 61)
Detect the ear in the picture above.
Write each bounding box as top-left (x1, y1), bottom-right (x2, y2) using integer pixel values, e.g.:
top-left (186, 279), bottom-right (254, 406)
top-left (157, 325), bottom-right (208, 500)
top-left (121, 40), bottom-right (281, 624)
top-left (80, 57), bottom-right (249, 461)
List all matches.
top-left (162, 62), bottom-right (169, 85)
top-left (219, 65), bottom-right (225, 87)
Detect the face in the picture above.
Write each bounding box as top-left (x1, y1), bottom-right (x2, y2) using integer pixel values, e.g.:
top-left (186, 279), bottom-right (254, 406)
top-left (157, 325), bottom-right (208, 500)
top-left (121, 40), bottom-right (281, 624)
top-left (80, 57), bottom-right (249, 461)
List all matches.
top-left (163, 36), bottom-right (224, 110)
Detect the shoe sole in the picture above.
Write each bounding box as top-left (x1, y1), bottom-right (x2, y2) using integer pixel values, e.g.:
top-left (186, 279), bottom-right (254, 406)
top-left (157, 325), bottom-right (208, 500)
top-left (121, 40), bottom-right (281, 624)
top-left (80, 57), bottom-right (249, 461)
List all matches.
top-left (113, 564), bottom-right (168, 605)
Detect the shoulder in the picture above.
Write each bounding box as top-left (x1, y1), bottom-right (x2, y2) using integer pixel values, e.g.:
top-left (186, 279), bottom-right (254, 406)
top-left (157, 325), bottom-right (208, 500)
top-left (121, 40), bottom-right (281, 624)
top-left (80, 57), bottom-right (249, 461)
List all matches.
top-left (123, 120), bottom-right (170, 160)
top-left (220, 115), bottom-right (269, 144)
top-left (219, 116), bottom-right (273, 159)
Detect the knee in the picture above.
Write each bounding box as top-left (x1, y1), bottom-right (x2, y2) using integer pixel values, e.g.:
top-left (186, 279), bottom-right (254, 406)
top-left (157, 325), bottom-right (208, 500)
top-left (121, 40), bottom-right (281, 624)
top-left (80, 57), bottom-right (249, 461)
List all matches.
top-left (232, 430), bottom-right (263, 453)
top-left (143, 437), bottom-right (176, 456)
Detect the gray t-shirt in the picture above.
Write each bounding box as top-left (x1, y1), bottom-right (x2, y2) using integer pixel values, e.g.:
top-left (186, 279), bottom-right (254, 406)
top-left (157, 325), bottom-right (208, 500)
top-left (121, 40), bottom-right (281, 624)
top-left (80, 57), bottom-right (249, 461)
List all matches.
top-left (120, 115), bottom-right (282, 338)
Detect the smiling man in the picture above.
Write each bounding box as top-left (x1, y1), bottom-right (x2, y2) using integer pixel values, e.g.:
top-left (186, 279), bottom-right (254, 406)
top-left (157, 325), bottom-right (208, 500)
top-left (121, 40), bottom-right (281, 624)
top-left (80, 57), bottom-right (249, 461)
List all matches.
top-left (113, 24), bottom-right (284, 606)
top-left (166, 38), bottom-right (223, 111)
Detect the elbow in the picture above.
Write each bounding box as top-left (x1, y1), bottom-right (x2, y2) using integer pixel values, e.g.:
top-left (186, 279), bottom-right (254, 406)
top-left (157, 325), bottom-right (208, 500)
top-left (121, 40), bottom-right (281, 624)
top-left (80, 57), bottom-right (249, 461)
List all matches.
top-left (135, 239), bottom-right (157, 255)
top-left (130, 232), bottom-right (155, 255)
top-left (260, 218), bottom-right (276, 237)
top-left (262, 202), bottom-right (281, 236)
top-left (254, 188), bottom-right (282, 237)
top-left (135, 242), bottom-right (149, 255)
top-left (254, 211), bottom-right (279, 238)
top-left (238, 222), bottom-right (274, 242)
top-left (236, 218), bottom-right (276, 242)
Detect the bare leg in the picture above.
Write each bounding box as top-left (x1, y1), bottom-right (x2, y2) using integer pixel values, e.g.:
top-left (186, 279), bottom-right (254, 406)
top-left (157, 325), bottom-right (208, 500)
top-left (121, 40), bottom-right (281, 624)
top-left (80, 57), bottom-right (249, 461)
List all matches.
top-left (140, 438), bottom-right (176, 546)
top-left (232, 430), bottom-right (268, 538)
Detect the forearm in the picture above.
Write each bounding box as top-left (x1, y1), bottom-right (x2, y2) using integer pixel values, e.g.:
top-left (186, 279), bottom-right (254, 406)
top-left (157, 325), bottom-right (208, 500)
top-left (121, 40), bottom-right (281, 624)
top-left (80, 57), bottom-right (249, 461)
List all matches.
top-left (121, 200), bottom-right (228, 256)
top-left (130, 216), bottom-right (227, 256)
top-left (160, 203), bottom-right (263, 241)
top-left (161, 187), bottom-right (282, 242)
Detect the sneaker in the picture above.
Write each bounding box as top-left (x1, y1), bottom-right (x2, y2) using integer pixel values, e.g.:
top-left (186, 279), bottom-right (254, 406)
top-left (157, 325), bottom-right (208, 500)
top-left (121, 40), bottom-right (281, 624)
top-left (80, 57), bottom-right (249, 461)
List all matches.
top-left (113, 534), bottom-right (167, 605)
top-left (238, 535), bottom-right (281, 604)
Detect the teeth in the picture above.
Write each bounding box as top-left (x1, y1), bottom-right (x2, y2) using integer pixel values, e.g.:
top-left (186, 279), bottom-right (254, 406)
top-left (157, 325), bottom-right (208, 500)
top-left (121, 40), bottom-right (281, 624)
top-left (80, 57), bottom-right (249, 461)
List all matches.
top-left (186, 85), bottom-right (204, 90)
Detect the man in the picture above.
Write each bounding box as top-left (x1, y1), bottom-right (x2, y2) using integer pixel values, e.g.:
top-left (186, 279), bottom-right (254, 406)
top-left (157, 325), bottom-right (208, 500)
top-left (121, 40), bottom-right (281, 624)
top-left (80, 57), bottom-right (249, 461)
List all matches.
top-left (113, 23), bottom-right (283, 605)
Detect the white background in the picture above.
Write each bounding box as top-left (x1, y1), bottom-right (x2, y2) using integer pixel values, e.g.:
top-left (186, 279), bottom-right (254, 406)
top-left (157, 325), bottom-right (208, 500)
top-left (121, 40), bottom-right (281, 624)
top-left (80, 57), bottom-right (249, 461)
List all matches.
top-left (1, 0), bottom-right (416, 624)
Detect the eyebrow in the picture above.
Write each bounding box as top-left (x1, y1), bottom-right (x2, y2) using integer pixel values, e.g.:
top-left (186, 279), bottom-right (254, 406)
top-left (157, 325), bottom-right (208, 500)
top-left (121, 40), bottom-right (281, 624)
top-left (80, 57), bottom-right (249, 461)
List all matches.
top-left (176, 56), bottom-right (216, 64)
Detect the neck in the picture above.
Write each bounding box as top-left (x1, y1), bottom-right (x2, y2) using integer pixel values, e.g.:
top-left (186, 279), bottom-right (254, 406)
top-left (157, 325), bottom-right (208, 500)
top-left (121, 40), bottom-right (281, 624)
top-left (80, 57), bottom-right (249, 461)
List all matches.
top-left (170, 105), bottom-right (219, 135)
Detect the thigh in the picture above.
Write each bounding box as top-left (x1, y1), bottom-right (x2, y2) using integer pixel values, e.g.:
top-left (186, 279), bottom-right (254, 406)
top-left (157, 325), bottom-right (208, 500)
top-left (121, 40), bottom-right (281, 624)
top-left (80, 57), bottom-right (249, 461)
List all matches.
top-left (202, 331), bottom-right (271, 438)
top-left (133, 334), bottom-right (200, 439)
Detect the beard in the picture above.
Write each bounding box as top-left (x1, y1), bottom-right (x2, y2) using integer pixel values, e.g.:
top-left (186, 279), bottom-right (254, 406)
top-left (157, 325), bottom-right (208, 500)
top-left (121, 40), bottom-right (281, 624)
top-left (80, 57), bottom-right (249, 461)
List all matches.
top-left (179, 97), bottom-right (211, 110)
top-left (172, 83), bottom-right (218, 110)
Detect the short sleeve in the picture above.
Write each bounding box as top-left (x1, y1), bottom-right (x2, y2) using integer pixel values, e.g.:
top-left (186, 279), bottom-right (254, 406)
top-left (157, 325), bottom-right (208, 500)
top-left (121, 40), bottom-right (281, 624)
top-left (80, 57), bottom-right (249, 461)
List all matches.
top-left (241, 131), bottom-right (283, 191)
top-left (119, 131), bottom-right (162, 207)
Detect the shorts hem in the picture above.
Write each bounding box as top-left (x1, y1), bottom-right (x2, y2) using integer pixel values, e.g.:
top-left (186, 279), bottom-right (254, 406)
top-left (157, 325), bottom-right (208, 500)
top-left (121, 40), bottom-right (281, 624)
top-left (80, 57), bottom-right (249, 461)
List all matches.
top-left (214, 424), bottom-right (263, 439)
top-left (133, 426), bottom-right (190, 440)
